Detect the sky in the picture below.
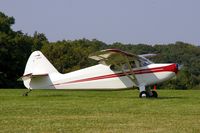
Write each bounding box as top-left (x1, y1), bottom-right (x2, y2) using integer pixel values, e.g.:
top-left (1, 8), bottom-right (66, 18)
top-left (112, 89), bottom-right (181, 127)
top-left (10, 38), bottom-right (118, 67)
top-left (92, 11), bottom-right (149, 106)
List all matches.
top-left (0, 0), bottom-right (200, 45)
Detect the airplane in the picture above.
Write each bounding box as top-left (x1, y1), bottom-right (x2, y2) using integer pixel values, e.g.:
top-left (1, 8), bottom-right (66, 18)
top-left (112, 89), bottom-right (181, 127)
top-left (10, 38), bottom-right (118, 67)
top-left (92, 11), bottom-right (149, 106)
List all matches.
top-left (21, 49), bottom-right (179, 98)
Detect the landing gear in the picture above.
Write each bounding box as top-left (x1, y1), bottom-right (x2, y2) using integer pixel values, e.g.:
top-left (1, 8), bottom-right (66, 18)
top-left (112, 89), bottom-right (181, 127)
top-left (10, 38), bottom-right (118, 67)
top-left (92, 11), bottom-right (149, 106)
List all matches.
top-left (139, 91), bottom-right (147, 98)
top-left (22, 89), bottom-right (32, 96)
top-left (151, 91), bottom-right (158, 98)
top-left (139, 86), bottom-right (158, 98)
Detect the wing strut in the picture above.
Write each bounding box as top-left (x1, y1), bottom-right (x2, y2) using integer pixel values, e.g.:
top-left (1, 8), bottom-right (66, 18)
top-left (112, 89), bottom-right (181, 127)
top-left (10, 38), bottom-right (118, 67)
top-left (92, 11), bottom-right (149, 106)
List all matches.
top-left (89, 49), bottom-right (139, 87)
top-left (117, 56), bottom-right (138, 87)
top-left (124, 56), bottom-right (139, 86)
top-left (100, 55), bottom-right (138, 87)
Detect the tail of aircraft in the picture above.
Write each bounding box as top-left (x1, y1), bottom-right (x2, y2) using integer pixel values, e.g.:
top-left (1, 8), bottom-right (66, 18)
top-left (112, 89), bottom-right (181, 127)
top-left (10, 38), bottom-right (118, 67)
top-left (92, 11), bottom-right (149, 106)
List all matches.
top-left (21, 51), bottom-right (59, 89)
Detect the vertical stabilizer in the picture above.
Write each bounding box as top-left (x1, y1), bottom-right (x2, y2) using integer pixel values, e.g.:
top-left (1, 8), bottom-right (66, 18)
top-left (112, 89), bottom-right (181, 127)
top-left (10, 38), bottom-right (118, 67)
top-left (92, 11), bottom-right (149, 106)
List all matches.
top-left (22, 51), bottom-right (58, 89)
top-left (24, 51), bottom-right (58, 75)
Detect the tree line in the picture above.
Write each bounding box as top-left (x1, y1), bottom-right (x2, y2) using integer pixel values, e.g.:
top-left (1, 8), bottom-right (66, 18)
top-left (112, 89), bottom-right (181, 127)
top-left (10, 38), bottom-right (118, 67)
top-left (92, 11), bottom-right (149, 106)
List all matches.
top-left (0, 11), bottom-right (200, 89)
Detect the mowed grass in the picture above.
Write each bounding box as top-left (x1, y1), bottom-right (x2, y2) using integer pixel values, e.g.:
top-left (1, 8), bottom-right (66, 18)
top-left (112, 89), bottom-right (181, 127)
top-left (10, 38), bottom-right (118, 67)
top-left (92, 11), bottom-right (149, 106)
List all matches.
top-left (0, 89), bottom-right (200, 133)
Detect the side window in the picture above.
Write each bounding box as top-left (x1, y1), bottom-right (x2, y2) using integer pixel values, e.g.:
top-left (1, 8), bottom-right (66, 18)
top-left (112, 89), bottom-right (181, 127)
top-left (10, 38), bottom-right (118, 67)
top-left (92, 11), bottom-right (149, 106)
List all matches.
top-left (123, 64), bottom-right (129, 70)
top-left (110, 61), bottom-right (137, 71)
top-left (110, 65), bottom-right (116, 71)
top-left (110, 65), bottom-right (120, 71)
top-left (130, 61), bottom-right (136, 68)
top-left (110, 64), bottom-right (129, 71)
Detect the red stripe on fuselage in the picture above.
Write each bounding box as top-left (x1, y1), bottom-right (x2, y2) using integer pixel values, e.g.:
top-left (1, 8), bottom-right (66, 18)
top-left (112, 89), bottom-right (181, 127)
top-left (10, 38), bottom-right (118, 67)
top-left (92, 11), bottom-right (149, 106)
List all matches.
top-left (52, 64), bottom-right (177, 86)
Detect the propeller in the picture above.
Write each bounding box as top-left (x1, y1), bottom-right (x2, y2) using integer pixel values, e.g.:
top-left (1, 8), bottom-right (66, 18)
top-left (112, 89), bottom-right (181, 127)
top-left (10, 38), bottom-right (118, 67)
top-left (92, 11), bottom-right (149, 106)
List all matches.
top-left (176, 64), bottom-right (183, 71)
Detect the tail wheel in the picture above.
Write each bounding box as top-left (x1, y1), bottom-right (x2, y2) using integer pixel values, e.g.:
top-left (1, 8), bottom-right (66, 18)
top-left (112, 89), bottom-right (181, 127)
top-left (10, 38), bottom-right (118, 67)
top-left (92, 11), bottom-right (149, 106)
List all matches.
top-left (139, 91), bottom-right (147, 98)
top-left (152, 91), bottom-right (158, 98)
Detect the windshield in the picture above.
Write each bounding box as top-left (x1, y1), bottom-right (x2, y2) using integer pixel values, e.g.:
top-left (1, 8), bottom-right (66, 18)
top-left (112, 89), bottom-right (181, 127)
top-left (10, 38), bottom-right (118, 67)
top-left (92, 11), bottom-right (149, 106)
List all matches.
top-left (139, 57), bottom-right (153, 67)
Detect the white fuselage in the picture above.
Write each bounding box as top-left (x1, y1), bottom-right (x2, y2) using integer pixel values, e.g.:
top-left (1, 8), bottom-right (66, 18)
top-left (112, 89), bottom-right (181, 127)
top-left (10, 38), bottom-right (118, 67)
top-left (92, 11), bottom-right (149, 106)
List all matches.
top-left (29, 63), bottom-right (178, 90)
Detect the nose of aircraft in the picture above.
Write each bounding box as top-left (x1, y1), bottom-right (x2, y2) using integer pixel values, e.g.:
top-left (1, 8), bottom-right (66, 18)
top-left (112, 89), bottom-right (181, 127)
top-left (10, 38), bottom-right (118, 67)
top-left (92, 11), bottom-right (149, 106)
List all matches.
top-left (165, 63), bottom-right (179, 75)
top-left (166, 63), bottom-right (179, 74)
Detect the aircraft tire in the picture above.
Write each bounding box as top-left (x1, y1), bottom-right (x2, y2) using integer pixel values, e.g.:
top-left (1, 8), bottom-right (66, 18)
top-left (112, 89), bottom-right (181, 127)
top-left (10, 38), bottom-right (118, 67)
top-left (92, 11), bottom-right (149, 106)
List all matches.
top-left (152, 91), bottom-right (158, 98)
top-left (139, 91), bottom-right (147, 98)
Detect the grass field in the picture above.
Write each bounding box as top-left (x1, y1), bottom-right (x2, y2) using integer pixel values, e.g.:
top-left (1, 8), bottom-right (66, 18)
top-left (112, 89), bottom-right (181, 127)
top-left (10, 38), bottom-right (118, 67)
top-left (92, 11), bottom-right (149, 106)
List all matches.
top-left (0, 89), bottom-right (200, 133)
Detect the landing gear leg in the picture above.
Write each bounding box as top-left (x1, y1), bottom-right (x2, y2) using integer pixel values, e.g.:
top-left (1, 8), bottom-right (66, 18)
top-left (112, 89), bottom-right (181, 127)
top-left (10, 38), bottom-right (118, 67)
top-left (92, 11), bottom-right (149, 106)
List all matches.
top-left (22, 89), bottom-right (32, 96)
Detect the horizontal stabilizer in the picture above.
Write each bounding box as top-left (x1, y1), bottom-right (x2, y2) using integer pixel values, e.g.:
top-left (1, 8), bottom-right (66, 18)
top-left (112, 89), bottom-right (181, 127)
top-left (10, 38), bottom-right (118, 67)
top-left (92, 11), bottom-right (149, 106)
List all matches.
top-left (19, 73), bottom-right (48, 81)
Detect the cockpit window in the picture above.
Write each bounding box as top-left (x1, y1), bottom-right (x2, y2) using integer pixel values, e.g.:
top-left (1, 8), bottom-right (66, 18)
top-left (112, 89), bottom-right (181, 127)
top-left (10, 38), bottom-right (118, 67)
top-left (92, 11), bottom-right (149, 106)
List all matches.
top-left (110, 61), bottom-right (137, 71)
top-left (110, 65), bottom-right (119, 71)
top-left (130, 61), bottom-right (136, 68)
top-left (110, 57), bottom-right (152, 71)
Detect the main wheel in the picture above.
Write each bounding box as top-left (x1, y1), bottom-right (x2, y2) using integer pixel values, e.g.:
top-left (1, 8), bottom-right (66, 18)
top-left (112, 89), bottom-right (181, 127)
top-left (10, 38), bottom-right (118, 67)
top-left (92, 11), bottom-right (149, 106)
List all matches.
top-left (139, 91), bottom-right (147, 98)
top-left (151, 91), bottom-right (158, 98)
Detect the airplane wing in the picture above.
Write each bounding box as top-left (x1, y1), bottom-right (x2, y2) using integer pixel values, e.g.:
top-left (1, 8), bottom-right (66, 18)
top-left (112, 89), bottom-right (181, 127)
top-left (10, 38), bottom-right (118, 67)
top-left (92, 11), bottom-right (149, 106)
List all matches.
top-left (139, 54), bottom-right (157, 58)
top-left (18, 73), bottom-right (48, 81)
top-left (89, 49), bottom-right (140, 65)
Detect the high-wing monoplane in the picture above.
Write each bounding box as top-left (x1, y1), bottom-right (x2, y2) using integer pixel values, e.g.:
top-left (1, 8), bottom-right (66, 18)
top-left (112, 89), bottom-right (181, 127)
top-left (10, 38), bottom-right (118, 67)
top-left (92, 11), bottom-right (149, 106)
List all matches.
top-left (21, 49), bottom-right (178, 98)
